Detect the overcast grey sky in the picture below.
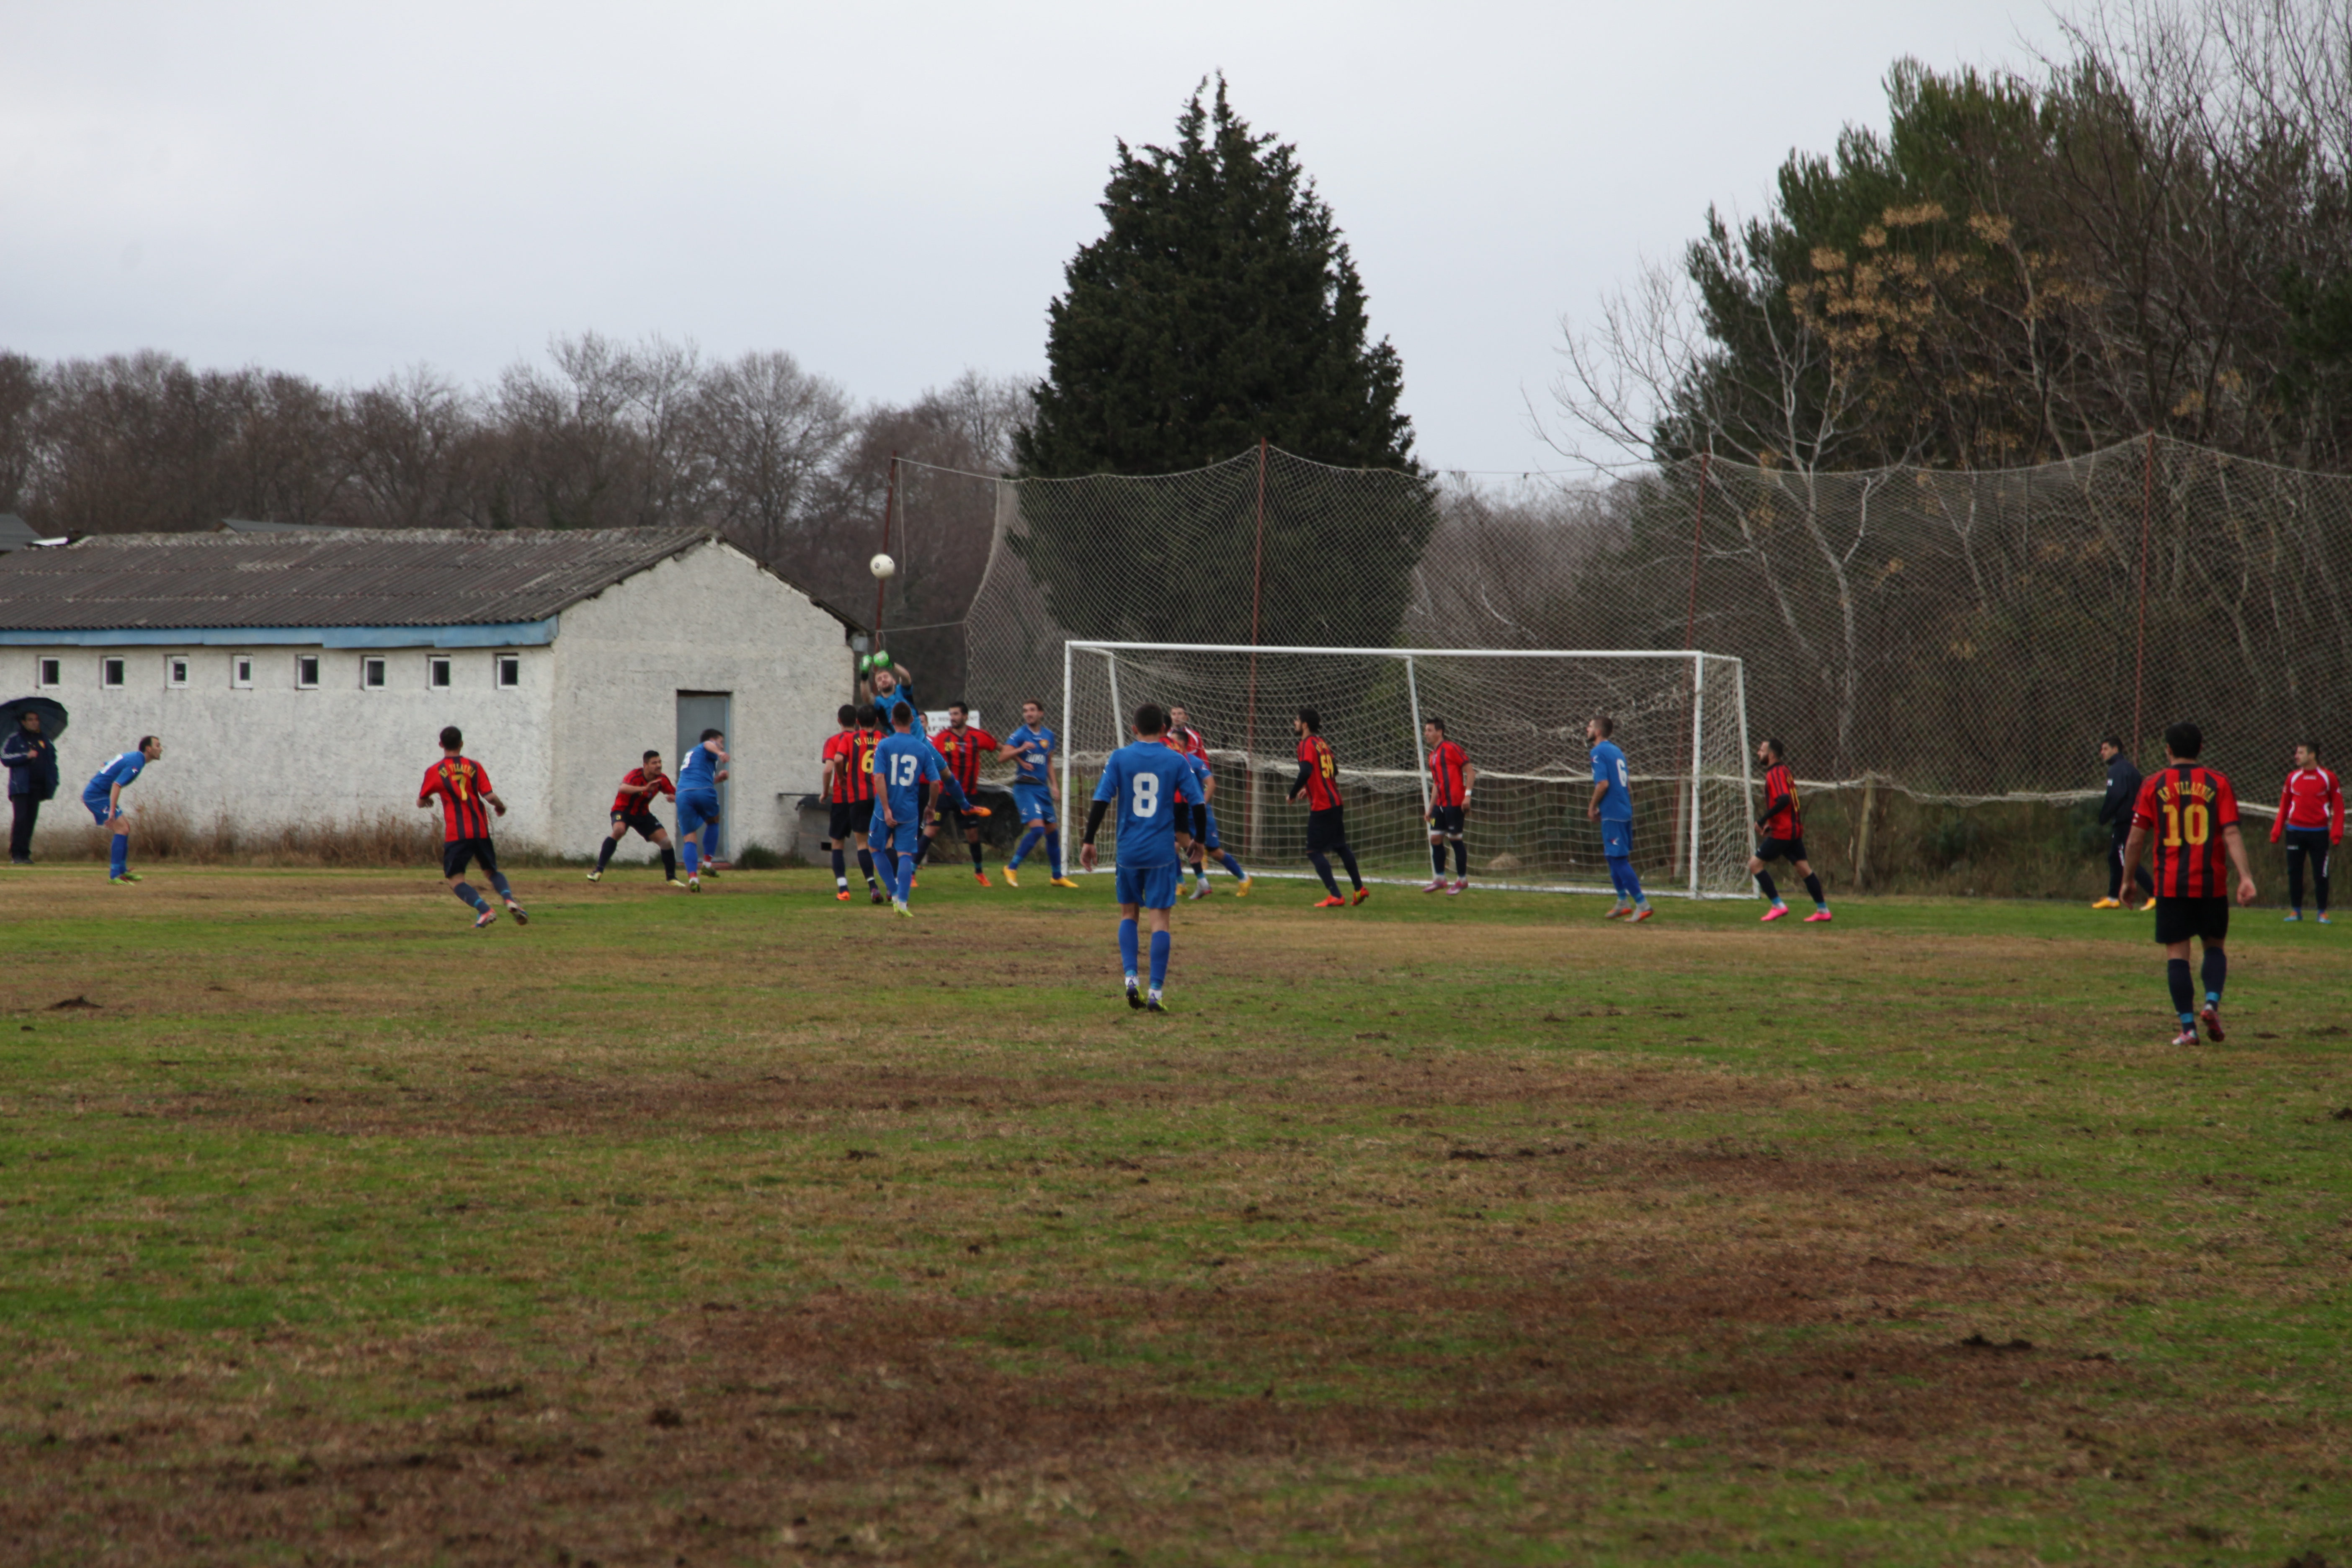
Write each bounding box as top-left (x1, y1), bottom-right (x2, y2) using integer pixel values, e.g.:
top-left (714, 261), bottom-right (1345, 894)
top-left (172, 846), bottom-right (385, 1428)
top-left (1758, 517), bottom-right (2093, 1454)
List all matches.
top-left (1, 0), bottom-right (2064, 473)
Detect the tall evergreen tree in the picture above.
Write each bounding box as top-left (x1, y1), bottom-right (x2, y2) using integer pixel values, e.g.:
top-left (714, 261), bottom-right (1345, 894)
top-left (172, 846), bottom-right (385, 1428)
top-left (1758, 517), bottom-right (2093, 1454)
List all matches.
top-left (1014, 78), bottom-right (1433, 650)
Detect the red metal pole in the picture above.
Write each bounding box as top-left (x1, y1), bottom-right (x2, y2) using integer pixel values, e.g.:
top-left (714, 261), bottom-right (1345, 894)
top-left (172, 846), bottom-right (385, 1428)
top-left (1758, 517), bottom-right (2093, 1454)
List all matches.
top-left (872, 451), bottom-right (897, 644)
top-left (2129, 431), bottom-right (2156, 758)
top-left (1242, 437), bottom-right (1269, 851)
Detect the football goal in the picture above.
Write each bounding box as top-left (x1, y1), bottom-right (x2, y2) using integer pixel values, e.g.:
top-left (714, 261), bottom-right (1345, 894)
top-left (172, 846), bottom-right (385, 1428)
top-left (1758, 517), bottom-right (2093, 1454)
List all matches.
top-left (1058, 642), bottom-right (1755, 897)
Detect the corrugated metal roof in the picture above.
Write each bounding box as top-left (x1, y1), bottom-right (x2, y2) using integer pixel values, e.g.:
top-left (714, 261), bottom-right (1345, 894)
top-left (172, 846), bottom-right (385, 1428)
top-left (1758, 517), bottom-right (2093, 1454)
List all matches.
top-left (0, 528), bottom-right (717, 630)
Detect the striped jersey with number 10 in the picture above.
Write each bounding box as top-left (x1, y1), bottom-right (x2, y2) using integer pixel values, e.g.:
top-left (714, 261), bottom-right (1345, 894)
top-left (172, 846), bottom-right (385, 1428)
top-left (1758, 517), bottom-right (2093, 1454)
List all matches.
top-left (2131, 763), bottom-right (2241, 898)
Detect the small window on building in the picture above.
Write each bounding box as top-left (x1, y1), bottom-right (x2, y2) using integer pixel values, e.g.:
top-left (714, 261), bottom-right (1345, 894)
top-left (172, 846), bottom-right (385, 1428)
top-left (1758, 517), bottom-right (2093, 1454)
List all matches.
top-left (428, 656), bottom-right (452, 690)
top-left (167, 657), bottom-right (190, 688)
top-left (495, 654), bottom-right (521, 689)
top-left (231, 655), bottom-right (254, 689)
top-left (36, 657), bottom-right (61, 689)
top-left (295, 655), bottom-right (321, 689)
top-left (361, 657), bottom-right (387, 690)
top-left (101, 657), bottom-right (126, 689)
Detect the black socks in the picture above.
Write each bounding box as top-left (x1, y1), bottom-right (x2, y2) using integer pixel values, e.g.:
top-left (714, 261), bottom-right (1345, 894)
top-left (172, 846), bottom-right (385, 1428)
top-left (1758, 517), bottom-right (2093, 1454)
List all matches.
top-left (2201, 947), bottom-right (2226, 1002)
top-left (857, 848), bottom-right (875, 887)
top-left (1452, 840), bottom-right (1467, 877)
top-left (1308, 852), bottom-right (1340, 897)
top-left (1756, 870), bottom-right (1779, 901)
top-left (969, 840), bottom-right (984, 872)
top-left (1803, 872), bottom-right (1825, 905)
top-left (1337, 846), bottom-right (1363, 891)
top-left (594, 838), bottom-right (617, 872)
top-left (2167, 957), bottom-right (2195, 1018)
top-left (1432, 843), bottom-right (1447, 876)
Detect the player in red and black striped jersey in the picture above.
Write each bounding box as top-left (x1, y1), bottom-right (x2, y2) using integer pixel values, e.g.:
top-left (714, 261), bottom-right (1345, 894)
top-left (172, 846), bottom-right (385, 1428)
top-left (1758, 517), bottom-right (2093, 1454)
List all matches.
top-left (1289, 708), bottom-right (1367, 906)
top-left (1421, 719), bottom-right (1476, 895)
top-left (1747, 738), bottom-right (1830, 923)
top-left (2122, 721), bottom-right (2258, 1044)
top-left (2269, 740), bottom-right (2342, 923)
top-left (587, 749), bottom-right (680, 886)
top-left (416, 725), bottom-right (526, 930)
top-left (927, 702), bottom-right (1000, 885)
top-left (820, 704), bottom-right (883, 903)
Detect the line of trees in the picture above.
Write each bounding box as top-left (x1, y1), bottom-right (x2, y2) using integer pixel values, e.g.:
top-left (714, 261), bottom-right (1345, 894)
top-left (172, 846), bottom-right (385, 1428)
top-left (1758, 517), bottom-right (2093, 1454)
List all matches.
top-left (0, 337), bottom-right (1030, 629)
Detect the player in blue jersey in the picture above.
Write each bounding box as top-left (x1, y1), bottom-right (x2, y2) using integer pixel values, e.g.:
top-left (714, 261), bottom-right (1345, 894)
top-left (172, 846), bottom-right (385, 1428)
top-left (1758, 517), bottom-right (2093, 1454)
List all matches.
top-left (83, 735), bottom-right (162, 884)
top-left (1001, 698), bottom-right (1075, 888)
top-left (674, 728), bottom-right (728, 891)
top-left (1166, 705), bottom-right (1250, 899)
top-left (1080, 704), bottom-right (1201, 1012)
top-left (869, 701), bottom-right (944, 917)
top-left (1587, 714), bottom-right (1652, 921)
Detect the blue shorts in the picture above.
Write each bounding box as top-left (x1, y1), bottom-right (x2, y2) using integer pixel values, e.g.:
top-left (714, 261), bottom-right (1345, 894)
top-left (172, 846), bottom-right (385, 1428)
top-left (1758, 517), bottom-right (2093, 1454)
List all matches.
top-left (1011, 782), bottom-right (1056, 824)
top-left (676, 790), bottom-right (721, 836)
top-left (870, 818), bottom-right (921, 857)
top-left (1602, 818), bottom-right (1633, 860)
top-left (1114, 861), bottom-right (1183, 910)
top-left (84, 797), bottom-right (122, 828)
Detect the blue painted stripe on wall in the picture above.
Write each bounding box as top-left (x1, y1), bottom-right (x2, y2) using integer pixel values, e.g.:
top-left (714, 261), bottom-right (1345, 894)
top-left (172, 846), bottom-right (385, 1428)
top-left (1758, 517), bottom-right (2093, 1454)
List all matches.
top-left (0, 619), bottom-right (558, 649)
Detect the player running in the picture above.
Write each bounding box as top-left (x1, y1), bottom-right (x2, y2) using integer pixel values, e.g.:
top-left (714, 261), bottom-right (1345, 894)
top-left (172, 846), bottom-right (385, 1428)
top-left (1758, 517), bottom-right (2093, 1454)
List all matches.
top-left (82, 735), bottom-right (162, 884)
top-left (418, 725), bottom-right (527, 929)
top-left (588, 750), bottom-right (681, 885)
top-left (1081, 703), bottom-right (1202, 1012)
top-left (869, 701), bottom-right (944, 917)
top-left (2120, 721), bottom-right (2258, 1044)
top-left (675, 728), bottom-right (728, 890)
top-left (2271, 741), bottom-right (2341, 924)
top-left (1290, 708), bottom-right (1367, 907)
top-left (1749, 738), bottom-right (1830, 923)
top-left (929, 702), bottom-right (1000, 886)
top-left (820, 704), bottom-right (883, 903)
top-left (1421, 718), bottom-right (1474, 895)
top-left (1002, 699), bottom-right (1075, 888)
top-left (1165, 705), bottom-right (1249, 898)
top-left (1588, 715), bottom-right (1652, 921)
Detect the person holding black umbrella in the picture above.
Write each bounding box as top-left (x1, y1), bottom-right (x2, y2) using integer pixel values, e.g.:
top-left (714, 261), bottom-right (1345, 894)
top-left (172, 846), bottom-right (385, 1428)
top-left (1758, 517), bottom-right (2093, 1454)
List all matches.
top-left (2, 702), bottom-right (62, 865)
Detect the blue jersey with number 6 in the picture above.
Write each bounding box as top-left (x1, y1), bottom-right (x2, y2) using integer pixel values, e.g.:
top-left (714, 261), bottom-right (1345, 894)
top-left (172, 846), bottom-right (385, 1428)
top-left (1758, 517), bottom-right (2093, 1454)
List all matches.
top-left (1590, 739), bottom-right (1632, 822)
top-left (872, 730), bottom-right (943, 825)
top-left (1093, 740), bottom-right (1200, 869)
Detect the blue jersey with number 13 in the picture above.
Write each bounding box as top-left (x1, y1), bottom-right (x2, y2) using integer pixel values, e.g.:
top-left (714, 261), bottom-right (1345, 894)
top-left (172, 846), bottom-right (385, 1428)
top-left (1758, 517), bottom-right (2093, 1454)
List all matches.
top-left (872, 731), bottom-right (943, 824)
top-left (1093, 741), bottom-right (1200, 869)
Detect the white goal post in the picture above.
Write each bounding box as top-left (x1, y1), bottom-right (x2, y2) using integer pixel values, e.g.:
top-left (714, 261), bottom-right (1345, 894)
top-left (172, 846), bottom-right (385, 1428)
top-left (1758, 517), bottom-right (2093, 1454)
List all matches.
top-left (1055, 642), bottom-right (1756, 897)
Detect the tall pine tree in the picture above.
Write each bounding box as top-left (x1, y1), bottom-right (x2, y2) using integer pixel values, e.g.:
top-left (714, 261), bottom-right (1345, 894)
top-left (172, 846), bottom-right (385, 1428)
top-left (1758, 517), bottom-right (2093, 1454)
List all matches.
top-left (1014, 78), bottom-right (1433, 650)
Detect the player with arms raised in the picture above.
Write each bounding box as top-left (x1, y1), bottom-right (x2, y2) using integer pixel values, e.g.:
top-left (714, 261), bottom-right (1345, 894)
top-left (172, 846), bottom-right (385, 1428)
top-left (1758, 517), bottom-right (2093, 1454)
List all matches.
top-left (418, 725), bottom-right (527, 929)
top-left (1749, 738), bottom-right (1830, 923)
top-left (1291, 708), bottom-right (1367, 907)
top-left (1002, 699), bottom-right (1075, 888)
top-left (869, 701), bottom-right (944, 917)
top-left (1421, 718), bottom-right (1474, 895)
top-left (2122, 721), bottom-right (2258, 1044)
top-left (2270, 740), bottom-right (2341, 924)
top-left (587, 750), bottom-right (681, 885)
top-left (1081, 703), bottom-right (1200, 1012)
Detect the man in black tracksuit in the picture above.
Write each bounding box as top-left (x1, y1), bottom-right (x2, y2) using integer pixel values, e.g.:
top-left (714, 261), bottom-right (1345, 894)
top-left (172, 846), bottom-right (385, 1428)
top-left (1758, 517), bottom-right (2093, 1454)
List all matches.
top-left (2096, 736), bottom-right (2154, 910)
top-left (3, 708), bottom-right (59, 865)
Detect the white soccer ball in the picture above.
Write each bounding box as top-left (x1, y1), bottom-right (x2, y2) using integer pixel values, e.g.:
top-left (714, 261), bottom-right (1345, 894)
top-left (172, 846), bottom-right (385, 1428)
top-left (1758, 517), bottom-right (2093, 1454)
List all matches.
top-left (869, 552), bottom-right (897, 580)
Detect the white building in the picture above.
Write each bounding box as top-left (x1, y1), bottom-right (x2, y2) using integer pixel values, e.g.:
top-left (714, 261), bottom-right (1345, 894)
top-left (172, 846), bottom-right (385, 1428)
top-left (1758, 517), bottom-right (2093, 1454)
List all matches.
top-left (0, 529), bottom-right (860, 860)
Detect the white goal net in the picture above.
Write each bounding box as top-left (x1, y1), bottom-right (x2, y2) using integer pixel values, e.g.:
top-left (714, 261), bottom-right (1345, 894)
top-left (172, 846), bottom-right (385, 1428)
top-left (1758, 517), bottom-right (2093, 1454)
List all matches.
top-left (1050, 642), bottom-right (1755, 896)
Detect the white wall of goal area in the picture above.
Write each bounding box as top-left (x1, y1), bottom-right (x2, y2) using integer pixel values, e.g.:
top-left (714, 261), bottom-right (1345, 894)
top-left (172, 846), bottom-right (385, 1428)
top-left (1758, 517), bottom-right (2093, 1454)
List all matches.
top-left (1059, 642), bottom-right (1756, 898)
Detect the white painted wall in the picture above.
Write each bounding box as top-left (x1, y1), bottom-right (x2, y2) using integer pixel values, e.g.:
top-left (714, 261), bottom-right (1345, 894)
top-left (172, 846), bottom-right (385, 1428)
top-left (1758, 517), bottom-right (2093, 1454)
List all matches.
top-left (4, 539), bottom-right (855, 861)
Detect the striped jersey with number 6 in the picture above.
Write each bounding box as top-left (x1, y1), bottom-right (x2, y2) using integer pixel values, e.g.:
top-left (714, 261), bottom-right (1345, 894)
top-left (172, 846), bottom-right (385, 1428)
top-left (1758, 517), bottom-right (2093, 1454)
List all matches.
top-left (2130, 763), bottom-right (2240, 898)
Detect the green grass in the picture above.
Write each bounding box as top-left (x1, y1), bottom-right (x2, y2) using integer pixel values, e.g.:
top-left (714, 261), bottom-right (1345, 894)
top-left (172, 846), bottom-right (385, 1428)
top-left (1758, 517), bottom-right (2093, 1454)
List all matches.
top-left (1, 864), bottom-right (2347, 1565)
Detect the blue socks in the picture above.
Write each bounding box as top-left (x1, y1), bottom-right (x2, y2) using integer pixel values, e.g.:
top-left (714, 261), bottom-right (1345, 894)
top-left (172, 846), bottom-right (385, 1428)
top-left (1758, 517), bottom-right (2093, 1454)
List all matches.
top-left (1013, 825), bottom-right (1044, 867)
top-left (1149, 930), bottom-right (1170, 989)
top-left (1047, 830), bottom-right (1063, 877)
top-left (682, 840), bottom-right (700, 877)
top-left (1218, 852), bottom-right (1246, 880)
top-left (1119, 917), bottom-right (1139, 978)
top-left (895, 854), bottom-right (916, 903)
top-left (108, 834), bottom-right (127, 878)
top-left (1608, 856), bottom-right (1648, 908)
top-left (489, 872), bottom-right (513, 902)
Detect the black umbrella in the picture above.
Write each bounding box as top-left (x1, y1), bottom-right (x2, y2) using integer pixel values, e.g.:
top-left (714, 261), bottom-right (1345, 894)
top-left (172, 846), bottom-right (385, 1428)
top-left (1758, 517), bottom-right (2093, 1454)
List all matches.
top-left (0, 696), bottom-right (68, 743)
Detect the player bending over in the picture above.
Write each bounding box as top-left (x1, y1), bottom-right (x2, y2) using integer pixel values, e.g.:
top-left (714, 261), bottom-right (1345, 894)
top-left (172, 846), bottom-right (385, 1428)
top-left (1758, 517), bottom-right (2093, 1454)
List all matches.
top-left (588, 750), bottom-right (681, 885)
top-left (869, 701), bottom-right (944, 916)
top-left (820, 704), bottom-right (883, 902)
top-left (1421, 718), bottom-right (1474, 895)
top-left (1002, 699), bottom-right (1076, 888)
top-left (1081, 702), bottom-right (1202, 1012)
top-left (675, 728), bottom-right (729, 890)
top-left (2120, 721), bottom-right (2257, 1044)
top-left (929, 701), bottom-right (1000, 886)
top-left (1166, 705), bottom-right (1249, 898)
top-left (1749, 739), bottom-right (1830, 923)
top-left (419, 726), bottom-right (527, 929)
top-left (1291, 708), bottom-right (1367, 907)
top-left (1588, 715), bottom-right (1651, 921)
top-left (83, 735), bottom-right (162, 884)
top-left (2271, 740), bottom-right (2342, 924)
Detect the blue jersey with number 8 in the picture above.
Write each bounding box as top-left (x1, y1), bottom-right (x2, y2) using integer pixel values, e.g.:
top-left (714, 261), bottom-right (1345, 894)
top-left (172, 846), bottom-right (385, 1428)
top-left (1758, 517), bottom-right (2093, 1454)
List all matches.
top-left (1093, 740), bottom-right (1201, 869)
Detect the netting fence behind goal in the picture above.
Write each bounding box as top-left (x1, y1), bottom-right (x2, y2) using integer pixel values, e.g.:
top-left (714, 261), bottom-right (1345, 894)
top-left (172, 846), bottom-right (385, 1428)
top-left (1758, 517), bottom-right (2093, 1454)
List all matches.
top-left (1058, 643), bottom-right (1754, 896)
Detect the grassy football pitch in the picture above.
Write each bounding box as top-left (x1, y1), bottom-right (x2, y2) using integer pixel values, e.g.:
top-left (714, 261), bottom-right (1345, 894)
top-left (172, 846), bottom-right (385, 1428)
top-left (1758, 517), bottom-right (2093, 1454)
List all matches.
top-left (2, 867), bottom-right (2347, 1565)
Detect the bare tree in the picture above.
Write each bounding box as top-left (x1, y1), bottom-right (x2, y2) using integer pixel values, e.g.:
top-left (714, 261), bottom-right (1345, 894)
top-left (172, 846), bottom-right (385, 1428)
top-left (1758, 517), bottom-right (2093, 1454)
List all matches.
top-left (696, 349), bottom-right (852, 562)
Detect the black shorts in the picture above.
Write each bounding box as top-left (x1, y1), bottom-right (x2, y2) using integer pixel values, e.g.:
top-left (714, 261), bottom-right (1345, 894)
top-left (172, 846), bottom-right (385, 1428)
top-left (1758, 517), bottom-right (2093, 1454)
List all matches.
top-left (936, 807), bottom-right (982, 836)
top-left (2153, 895), bottom-right (2229, 946)
top-left (611, 809), bottom-right (664, 841)
top-left (442, 837), bottom-right (498, 879)
top-left (1756, 835), bottom-right (1808, 865)
top-left (1306, 807), bottom-right (1349, 854)
top-left (826, 800), bottom-right (868, 845)
top-left (1428, 804), bottom-right (1465, 836)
